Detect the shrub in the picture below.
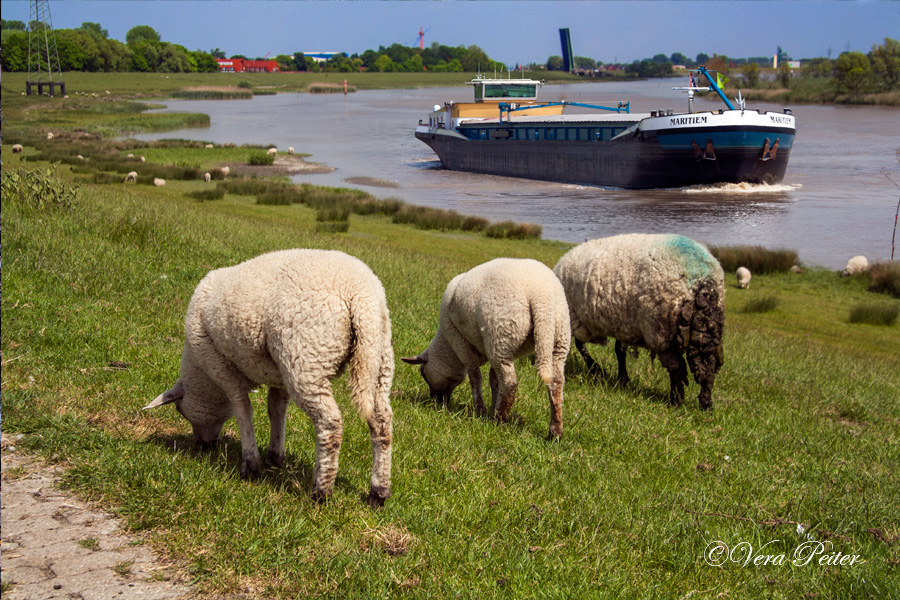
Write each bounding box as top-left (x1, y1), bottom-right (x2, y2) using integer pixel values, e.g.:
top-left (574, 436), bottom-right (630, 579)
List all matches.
top-left (848, 302), bottom-right (899, 326)
top-left (486, 220), bottom-right (542, 239)
top-left (187, 187), bottom-right (226, 201)
top-left (742, 296), bottom-right (780, 313)
top-left (316, 206), bottom-right (351, 222)
top-left (248, 151), bottom-right (275, 166)
top-left (1, 164), bottom-right (78, 211)
top-left (315, 221), bottom-right (351, 233)
top-left (867, 261), bottom-right (900, 298)
top-left (709, 245), bottom-right (799, 274)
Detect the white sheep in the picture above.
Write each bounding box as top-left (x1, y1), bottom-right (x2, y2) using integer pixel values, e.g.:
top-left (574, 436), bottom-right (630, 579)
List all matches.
top-left (267, 147), bottom-right (278, 156)
top-left (402, 258), bottom-right (571, 439)
top-left (139, 156), bottom-right (146, 163)
top-left (205, 144), bottom-right (214, 149)
top-left (841, 255), bottom-right (869, 277)
top-left (736, 266), bottom-right (751, 289)
top-left (76, 154), bottom-right (84, 161)
top-left (221, 166), bottom-right (230, 177)
top-left (46, 132), bottom-right (54, 140)
top-left (144, 249), bottom-right (394, 506)
top-left (124, 171), bottom-right (138, 183)
top-left (12, 144), bottom-right (23, 154)
top-left (204, 172), bottom-right (211, 183)
top-left (288, 147), bottom-right (295, 155)
top-left (554, 234), bottom-right (726, 411)
top-left (153, 178), bottom-right (166, 187)
top-left (126, 153), bottom-right (135, 159)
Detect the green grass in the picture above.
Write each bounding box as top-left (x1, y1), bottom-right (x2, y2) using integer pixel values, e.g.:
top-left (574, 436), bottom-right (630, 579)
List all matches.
top-left (2, 133), bottom-right (899, 598)
top-left (741, 295), bottom-right (780, 314)
top-left (848, 302), bottom-right (900, 326)
top-left (709, 245), bottom-right (799, 275)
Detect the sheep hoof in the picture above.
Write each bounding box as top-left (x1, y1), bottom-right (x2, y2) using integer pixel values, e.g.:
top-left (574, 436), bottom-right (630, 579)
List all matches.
top-left (266, 449), bottom-right (285, 467)
top-left (311, 488), bottom-right (333, 504)
top-left (367, 486), bottom-right (391, 508)
top-left (547, 428), bottom-right (563, 442)
top-left (240, 458), bottom-right (262, 480)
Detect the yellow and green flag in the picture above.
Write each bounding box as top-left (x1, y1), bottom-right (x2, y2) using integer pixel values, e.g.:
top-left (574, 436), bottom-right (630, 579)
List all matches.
top-left (716, 72), bottom-right (729, 89)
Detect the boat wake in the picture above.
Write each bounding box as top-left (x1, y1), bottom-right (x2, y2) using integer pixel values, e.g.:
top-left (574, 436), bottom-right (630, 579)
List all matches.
top-left (679, 182), bottom-right (802, 194)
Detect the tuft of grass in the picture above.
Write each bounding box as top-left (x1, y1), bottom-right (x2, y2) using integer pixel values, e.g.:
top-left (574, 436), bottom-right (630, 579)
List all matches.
top-left (315, 221), bottom-right (351, 234)
top-left (709, 244), bottom-right (799, 274)
top-left (79, 537), bottom-right (100, 551)
top-left (187, 188), bottom-right (226, 202)
top-left (867, 261), bottom-right (900, 298)
top-left (248, 151), bottom-right (276, 166)
top-left (308, 82), bottom-right (357, 94)
top-left (742, 295), bottom-right (780, 313)
top-left (848, 302), bottom-right (900, 326)
top-left (316, 206), bottom-right (351, 222)
top-left (486, 220), bottom-right (543, 240)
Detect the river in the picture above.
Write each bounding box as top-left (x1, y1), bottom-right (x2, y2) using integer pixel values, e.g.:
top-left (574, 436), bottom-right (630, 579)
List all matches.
top-left (134, 79), bottom-right (900, 269)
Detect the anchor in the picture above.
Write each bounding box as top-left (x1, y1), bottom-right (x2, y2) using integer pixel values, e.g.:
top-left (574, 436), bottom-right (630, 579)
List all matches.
top-left (692, 137), bottom-right (717, 161)
top-left (759, 137), bottom-right (779, 162)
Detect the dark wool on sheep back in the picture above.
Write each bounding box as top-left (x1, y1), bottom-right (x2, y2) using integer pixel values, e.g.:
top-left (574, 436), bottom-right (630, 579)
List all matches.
top-left (554, 233), bottom-right (726, 410)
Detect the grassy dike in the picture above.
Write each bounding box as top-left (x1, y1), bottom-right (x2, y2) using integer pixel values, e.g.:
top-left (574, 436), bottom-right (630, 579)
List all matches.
top-left (3, 146), bottom-right (899, 599)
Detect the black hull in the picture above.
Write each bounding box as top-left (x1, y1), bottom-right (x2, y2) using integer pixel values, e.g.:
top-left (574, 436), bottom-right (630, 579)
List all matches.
top-left (415, 132), bottom-right (791, 190)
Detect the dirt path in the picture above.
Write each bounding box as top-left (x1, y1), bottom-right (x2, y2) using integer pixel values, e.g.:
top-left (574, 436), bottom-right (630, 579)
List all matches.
top-left (1, 434), bottom-right (193, 600)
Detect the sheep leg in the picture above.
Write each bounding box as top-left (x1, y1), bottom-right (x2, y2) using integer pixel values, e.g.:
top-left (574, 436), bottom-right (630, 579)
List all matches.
top-left (367, 343), bottom-right (394, 508)
top-left (575, 339), bottom-right (606, 378)
top-left (614, 340), bottom-right (631, 386)
top-left (658, 350), bottom-right (687, 406)
top-left (289, 381), bottom-right (344, 502)
top-left (492, 362), bottom-right (518, 423)
top-left (546, 379), bottom-right (564, 441)
top-left (266, 386), bottom-right (289, 467)
top-left (230, 392), bottom-right (263, 479)
top-left (468, 367), bottom-right (488, 417)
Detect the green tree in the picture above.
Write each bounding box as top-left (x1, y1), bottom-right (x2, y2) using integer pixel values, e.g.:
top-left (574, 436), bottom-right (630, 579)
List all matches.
top-left (869, 37), bottom-right (900, 91)
top-left (210, 47), bottom-right (226, 59)
top-left (461, 44), bottom-right (490, 72)
top-left (2, 19), bottom-right (27, 30)
top-left (546, 55), bottom-right (564, 71)
top-left (802, 57), bottom-right (832, 78)
top-left (778, 61), bottom-right (792, 88)
top-left (0, 29), bottom-right (28, 70)
top-left (742, 62), bottom-right (760, 88)
top-left (834, 50), bottom-right (872, 94)
top-left (126, 25), bottom-right (160, 46)
top-left (372, 54), bottom-right (396, 72)
top-left (79, 22), bottom-right (108, 40)
top-left (193, 49), bottom-right (220, 73)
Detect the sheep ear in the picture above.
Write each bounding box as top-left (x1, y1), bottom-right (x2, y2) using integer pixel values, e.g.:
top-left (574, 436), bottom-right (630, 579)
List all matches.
top-left (401, 353), bottom-right (428, 365)
top-left (143, 379), bottom-right (184, 410)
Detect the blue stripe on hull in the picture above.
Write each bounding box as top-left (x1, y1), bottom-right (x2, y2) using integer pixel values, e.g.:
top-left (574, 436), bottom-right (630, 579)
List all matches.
top-left (649, 127), bottom-right (795, 151)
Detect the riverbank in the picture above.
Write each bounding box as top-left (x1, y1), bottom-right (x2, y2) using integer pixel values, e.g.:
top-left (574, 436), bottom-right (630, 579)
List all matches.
top-left (2, 139), bottom-right (898, 598)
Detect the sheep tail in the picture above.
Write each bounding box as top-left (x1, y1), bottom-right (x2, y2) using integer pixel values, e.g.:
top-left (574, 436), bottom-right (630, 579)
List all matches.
top-left (347, 293), bottom-right (394, 423)
top-left (684, 277), bottom-right (726, 409)
top-left (530, 297), bottom-right (559, 386)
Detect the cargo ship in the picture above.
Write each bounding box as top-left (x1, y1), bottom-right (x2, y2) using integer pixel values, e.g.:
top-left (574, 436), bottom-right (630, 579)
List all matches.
top-left (414, 67), bottom-right (795, 189)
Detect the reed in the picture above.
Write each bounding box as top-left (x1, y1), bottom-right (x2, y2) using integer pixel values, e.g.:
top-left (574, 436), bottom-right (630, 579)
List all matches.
top-left (307, 82), bottom-right (358, 94)
top-left (248, 151), bottom-right (276, 166)
top-left (867, 261), bottom-right (900, 298)
top-left (187, 188), bottom-right (226, 202)
top-left (708, 244), bottom-right (799, 274)
top-left (848, 301), bottom-right (900, 326)
top-left (172, 88), bottom-right (253, 100)
top-left (485, 220), bottom-right (543, 240)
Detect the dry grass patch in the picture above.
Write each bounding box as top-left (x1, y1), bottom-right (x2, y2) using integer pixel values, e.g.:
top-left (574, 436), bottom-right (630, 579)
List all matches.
top-left (362, 523), bottom-right (416, 557)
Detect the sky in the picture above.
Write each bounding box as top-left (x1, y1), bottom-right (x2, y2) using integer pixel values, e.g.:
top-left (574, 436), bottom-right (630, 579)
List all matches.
top-left (2, 0), bottom-right (898, 66)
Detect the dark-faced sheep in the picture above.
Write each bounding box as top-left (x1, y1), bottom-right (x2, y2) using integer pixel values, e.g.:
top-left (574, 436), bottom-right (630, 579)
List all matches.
top-left (402, 258), bottom-right (571, 439)
top-left (554, 234), bottom-right (725, 411)
top-left (145, 249), bottom-right (395, 506)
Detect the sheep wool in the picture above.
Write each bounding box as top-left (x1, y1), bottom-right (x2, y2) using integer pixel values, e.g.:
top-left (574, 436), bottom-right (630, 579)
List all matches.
top-left (145, 249), bottom-right (395, 507)
top-left (403, 258), bottom-right (571, 439)
top-left (736, 266), bottom-right (751, 289)
top-left (554, 233), bottom-right (725, 410)
top-left (841, 255), bottom-right (868, 277)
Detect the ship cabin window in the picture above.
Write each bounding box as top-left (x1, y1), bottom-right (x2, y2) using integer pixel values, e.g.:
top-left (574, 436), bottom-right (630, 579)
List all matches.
top-left (476, 83), bottom-right (538, 102)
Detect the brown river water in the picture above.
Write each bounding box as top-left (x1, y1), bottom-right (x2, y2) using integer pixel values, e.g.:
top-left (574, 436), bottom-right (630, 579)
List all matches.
top-left (135, 79), bottom-right (900, 269)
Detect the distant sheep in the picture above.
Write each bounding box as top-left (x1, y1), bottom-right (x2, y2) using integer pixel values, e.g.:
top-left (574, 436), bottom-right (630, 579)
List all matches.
top-left (221, 166), bottom-right (230, 177)
top-left (841, 255), bottom-right (869, 277)
top-left (288, 147), bottom-right (295, 154)
top-left (153, 178), bottom-right (166, 187)
top-left (204, 144), bottom-right (214, 149)
top-left (204, 172), bottom-right (211, 183)
top-left (139, 156), bottom-right (146, 163)
top-left (554, 234), bottom-right (725, 411)
top-left (144, 249), bottom-right (394, 506)
top-left (267, 147), bottom-right (278, 156)
top-left (12, 144), bottom-right (23, 154)
top-left (402, 258), bottom-right (571, 439)
top-left (124, 171), bottom-right (138, 183)
top-left (736, 266), bottom-right (751, 289)
top-left (76, 154), bottom-right (84, 161)
top-left (46, 132), bottom-right (54, 140)
top-left (126, 153), bottom-right (135, 159)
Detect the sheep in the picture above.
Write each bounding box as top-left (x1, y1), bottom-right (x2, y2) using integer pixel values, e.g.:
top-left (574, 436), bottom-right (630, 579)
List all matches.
top-left (402, 258), bottom-right (571, 439)
top-left (126, 153), bottom-right (135, 159)
top-left (841, 255), bottom-right (868, 277)
top-left (139, 156), bottom-right (146, 163)
top-left (736, 266), bottom-right (751, 289)
top-left (221, 165), bottom-right (230, 177)
top-left (144, 249), bottom-right (395, 506)
top-left (12, 144), bottom-right (23, 154)
top-left (204, 144), bottom-right (214, 149)
top-left (76, 154), bottom-right (84, 161)
top-left (153, 178), bottom-right (166, 187)
top-left (124, 171), bottom-right (138, 183)
top-left (267, 147), bottom-right (278, 156)
top-left (46, 132), bottom-right (54, 140)
top-left (553, 234), bottom-right (725, 411)
top-left (288, 146), bottom-right (295, 155)
top-left (204, 172), bottom-right (211, 183)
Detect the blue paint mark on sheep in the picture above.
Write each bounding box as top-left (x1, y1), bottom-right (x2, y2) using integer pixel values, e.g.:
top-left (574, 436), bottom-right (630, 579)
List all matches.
top-left (664, 235), bottom-right (718, 283)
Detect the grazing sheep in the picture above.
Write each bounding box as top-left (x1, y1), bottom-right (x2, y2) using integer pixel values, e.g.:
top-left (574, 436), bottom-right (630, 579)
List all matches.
top-left (205, 144), bottom-right (214, 149)
top-left (267, 147), bottom-right (278, 156)
top-left (790, 265), bottom-right (804, 275)
top-left (204, 172), bottom-right (211, 183)
top-left (12, 144), bottom-right (23, 154)
top-left (841, 255), bottom-right (869, 277)
top-left (402, 258), bottom-right (571, 439)
top-left (144, 249), bottom-right (394, 506)
top-left (153, 178), bottom-right (166, 187)
top-left (554, 234), bottom-right (725, 411)
top-left (139, 156), bottom-right (146, 163)
top-left (288, 146), bottom-right (295, 154)
top-left (736, 266), bottom-right (751, 289)
top-left (124, 171), bottom-right (138, 183)
top-left (46, 132), bottom-right (54, 140)
top-left (76, 154), bottom-right (84, 161)
top-left (126, 153), bottom-right (135, 159)
top-left (221, 165), bottom-right (230, 177)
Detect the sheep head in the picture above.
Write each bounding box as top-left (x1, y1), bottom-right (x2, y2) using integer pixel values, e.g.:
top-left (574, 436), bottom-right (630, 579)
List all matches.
top-left (401, 352), bottom-right (463, 404)
top-left (144, 373), bottom-right (232, 447)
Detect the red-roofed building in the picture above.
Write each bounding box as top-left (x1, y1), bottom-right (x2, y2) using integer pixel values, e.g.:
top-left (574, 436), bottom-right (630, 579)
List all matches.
top-left (216, 58), bottom-right (279, 73)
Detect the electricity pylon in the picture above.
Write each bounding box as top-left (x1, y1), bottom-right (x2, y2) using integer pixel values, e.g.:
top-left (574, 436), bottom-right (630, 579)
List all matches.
top-left (26, 0), bottom-right (66, 96)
